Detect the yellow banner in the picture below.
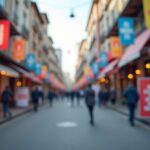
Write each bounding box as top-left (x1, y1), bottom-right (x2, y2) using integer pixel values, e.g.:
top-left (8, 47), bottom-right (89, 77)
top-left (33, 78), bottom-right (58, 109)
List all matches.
top-left (84, 65), bottom-right (91, 75)
top-left (110, 37), bottom-right (123, 59)
top-left (143, 0), bottom-right (150, 28)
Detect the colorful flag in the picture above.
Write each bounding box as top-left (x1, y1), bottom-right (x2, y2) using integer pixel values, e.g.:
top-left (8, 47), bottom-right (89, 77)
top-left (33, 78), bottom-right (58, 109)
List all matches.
top-left (99, 51), bottom-right (108, 68)
top-left (109, 37), bottom-right (123, 60)
top-left (26, 53), bottom-right (35, 70)
top-left (143, 0), bottom-right (150, 28)
top-left (13, 39), bottom-right (26, 61)
top-left (119, 17), bottom-right (135, 46)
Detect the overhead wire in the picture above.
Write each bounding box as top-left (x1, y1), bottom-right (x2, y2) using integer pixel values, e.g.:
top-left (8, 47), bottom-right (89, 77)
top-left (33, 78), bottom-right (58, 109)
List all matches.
top-left (34, 0), bottom-right (91, 10)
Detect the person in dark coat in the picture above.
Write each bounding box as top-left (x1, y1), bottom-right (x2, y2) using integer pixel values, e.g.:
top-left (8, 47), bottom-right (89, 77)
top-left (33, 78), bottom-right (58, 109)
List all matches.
top-left (85, 84), bottom-right (96, 125)
top-left (70, 91), bottom-right (75, 106)
top-left (1, 86), bottom-right (12, 118)
top-left (38, 89), bottom-right (44, 104)
top-left (31, 87), bottom-right (40, 112)
top-left (47, 90), bottom-right (55, 107)
top-left (110, 87), bottom-right (117, 105)
top-left (76, 91), bottom-right (81, 106)
top-left (124, 83), bottom-right (139, 126)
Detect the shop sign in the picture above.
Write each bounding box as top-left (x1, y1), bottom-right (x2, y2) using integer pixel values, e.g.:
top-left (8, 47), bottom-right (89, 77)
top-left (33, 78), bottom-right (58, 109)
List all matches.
top-left (26, 53), bottom-right (35, 70)
top-left (13, 39), bottom-right (26, 61)
top-left (119, 17), bottom-right (135, 46)
top-left (143, 0), bottom-right (150, 28)
top-left (138, 78), bottom-right (150, 118)
top-left (0, 20), bottom-right (10, 50)
top-left (99, 51), bottom-right (108, 68)
top-left (110, 37), bottom-right (123, 59)
top-left (34, 62), bottom-right (42, 75)
top-left (15, 87), bottom-right (30, 107)
top-left (41, 65), bottom-right (48, 79)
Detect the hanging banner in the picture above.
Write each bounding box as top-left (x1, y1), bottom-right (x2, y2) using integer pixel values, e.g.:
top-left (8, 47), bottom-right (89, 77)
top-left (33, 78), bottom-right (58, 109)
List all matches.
top-left (84, 65), bottom-right (91, 76)
top-left (110, 37), bottom-right (123, 60)
top-left (143, 0), bottom-right (150, 28)
top-left (99, 51), bottom-right (108, 68)
top-left (138, 78), bottom-right (150, 118)
top-left (34, 62), bottom-right (42, 75)
top-left (50, 73), bottom-right (55, 81)
top-left (91, 62), bottom-right (99, 75)
top-left (0, 20), bottom-right (10, 50)
top-left (41, 65), bottom-right (48, 79)
top-left (26, 53), bottom-right (35, 70)
top-left (118, 17), bottom-right (135, 46)
top-left (13, 39), bottom-right (26, 61)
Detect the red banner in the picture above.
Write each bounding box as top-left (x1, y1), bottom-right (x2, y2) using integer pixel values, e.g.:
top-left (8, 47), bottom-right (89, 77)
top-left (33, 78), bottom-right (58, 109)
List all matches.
top-left (0, 20), bottom-right (10, 50)
top-left (138, 78), bottom-right (150, 118)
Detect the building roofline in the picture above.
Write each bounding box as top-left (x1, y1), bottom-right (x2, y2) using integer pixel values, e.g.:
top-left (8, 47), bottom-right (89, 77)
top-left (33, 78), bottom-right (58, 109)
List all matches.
top-left (31, 2), bottom-right (44, 24)
top-left (41, 13), bottom-right (50, 24)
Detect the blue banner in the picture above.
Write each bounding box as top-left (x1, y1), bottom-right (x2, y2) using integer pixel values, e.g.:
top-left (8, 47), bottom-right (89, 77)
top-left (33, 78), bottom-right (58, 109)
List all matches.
top-left (91, 62), bottom-right (99, 75)
top-left (34, 62), bottom-right (42, 75)
top-left (119, 17), bottom-right (135, 46)
top-left (99, 52), bottom-right (108, 68)
top-left (26, 53), bottom-right (35, 70)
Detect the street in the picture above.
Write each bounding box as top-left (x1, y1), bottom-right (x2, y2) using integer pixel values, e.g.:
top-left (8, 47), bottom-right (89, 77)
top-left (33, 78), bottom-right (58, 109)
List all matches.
top-left (0, 99), bottom-right (150, 150)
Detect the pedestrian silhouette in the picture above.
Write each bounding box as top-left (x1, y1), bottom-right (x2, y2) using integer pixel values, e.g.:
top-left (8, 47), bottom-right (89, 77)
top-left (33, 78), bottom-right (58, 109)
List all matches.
top-left (124, 82), bottom-right (139, 126)
top-left (85, 84), bottom-right (95, 126)
top-left (31, 87), bottom-right (40, 112)
top-left (1, 86), bottom-right (12, 118)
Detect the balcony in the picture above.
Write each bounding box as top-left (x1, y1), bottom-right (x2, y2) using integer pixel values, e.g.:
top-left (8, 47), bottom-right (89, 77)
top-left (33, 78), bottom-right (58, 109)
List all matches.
top-left (22, 25), bottom-right (29, 39)
top-left (32, 19), bottom-right (39, 32)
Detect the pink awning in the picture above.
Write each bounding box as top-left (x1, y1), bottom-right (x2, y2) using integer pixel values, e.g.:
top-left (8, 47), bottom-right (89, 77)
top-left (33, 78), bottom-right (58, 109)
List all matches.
top-left (98, 60), bottom-right (119, 78)
top-left (119, 29), bottom-right (150, 67)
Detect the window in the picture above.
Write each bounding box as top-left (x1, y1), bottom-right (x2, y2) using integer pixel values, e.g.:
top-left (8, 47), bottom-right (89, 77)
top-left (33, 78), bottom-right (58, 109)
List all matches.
top-left (0, 0), bottom-right (6, 8)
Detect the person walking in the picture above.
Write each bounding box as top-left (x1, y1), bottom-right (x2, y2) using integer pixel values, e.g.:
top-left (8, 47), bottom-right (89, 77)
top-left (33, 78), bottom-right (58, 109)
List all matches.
top-left (47, 90), bottom-right (55, 107)
top-left (110, 87), bottom-right (117, 105)
top-left (1, 86), bottom-right (12, 118)
top-left (70, 91), bottom-right (75, 106)
top-left (85, 84), bottom-right (96, 126)
top-left (38, 87), bottom-right (44, 105)
top-left (31, 87), bottom-right (40, 112)
top-left (124, 83), bottom-right (139, 126)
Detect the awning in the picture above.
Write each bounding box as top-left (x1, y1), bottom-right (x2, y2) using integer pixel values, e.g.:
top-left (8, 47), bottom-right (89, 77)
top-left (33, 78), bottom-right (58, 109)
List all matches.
top-left (119, 29), bottom-right (150, 67)
top-left (0, 64), bottom-right (19, 78)
top-left (10, 65), bottom-right (42, 84)
top-left (98, 60), bottom-right (119, 79)
top-left (31, 75), bottom-right (43, 85)
top-left (10, 65), bottom-right (32, 79)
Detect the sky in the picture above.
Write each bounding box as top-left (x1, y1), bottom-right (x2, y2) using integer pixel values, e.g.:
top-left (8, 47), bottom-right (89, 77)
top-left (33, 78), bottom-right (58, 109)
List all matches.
top-left (35, 0), bottom-right (92, 81)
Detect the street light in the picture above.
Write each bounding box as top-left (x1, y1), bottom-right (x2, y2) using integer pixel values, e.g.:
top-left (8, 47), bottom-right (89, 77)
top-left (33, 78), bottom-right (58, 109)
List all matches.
top-left (70, 9), bottom-right (75, 18)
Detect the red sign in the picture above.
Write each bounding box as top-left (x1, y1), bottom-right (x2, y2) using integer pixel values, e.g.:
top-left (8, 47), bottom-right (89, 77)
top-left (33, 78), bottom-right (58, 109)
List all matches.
top-left (0, 21), bottom-right (10, 50)
top-left (138, 78), bottom-right (150, 118)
